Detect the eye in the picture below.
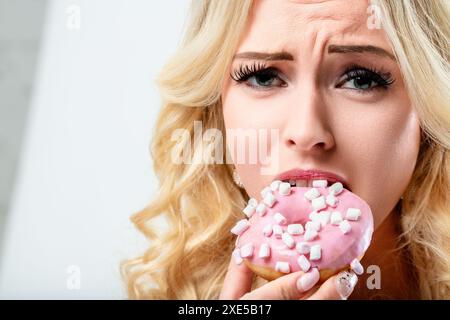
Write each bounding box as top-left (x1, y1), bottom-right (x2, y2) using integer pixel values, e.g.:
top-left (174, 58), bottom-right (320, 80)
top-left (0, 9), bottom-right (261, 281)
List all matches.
top-left (230, 61), bottom-right (287, 90)
top-left (337, 65), bottom-right (395, 92)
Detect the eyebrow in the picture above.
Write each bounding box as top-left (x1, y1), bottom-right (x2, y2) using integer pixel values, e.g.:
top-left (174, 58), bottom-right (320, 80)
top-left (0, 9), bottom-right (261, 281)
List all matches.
top-left (233, 45), bottom-right (396, 61)
top-left (327, 45), bottom-right (396, 61)
top-left (233, 51), bottom-right (294, 61)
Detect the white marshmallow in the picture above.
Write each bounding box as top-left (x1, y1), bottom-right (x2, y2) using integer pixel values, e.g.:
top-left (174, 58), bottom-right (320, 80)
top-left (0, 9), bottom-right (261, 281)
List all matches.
top-left (297, 255), bottom-right (311, 272)
top-left (230, 219), bottom-right (250, 235)
top-left (339, 220), bottom-right (352, 234)
top-left (309, 244), bottom-right (322, 261)
top-left (270, 180), bottom-right (282, 191)
top-left (305, 221), bottom-right (321, 232)
top-left (232, 249), bottom-right (243, 265)
top-left (275, 261), bottom-right (290, 274)
top-left (260, 186), bottom-right (272, 198)
top-left (282, 232), bottom-right (295, 249)
top-left (309, 211), bottom-right (320, 221)
top-left (248, 198), bottom-right (258, 207)
top-left (346, 208), bottom-right (361, 221)
top-left (273, 224), bottom-right (283, 238)
top-left (350, 258), bottom-right (364, 275)
top-left (242, 204), bottom-right (255, 218)
top-left (312, 180), bottom-right (328, 188)
top-left (330, 211), bottom-right (343, 225)
top-left (278, 182), bottom-right (291, 196)
top-left (262, 224), bottom-right (273, 237)
top-left (256, 203), bottom-right (267, 217)
top-left (329, 182), bottom-right (344, 195)
top-left (287, 224), bottom-right (304, 235)
top-left (273, 212), bottom-right (287, 225)
top-left (304, 228), bottom-right (318, 241)
top-left (311, 195), bottom-right (327, 211)
top-left (304, 188), bottom-right (320, 201)
top-left (296, 242), bottom-right (311, 254)
top-left (317, 211), bottom-right (331, 227)
top-left (263, 192), bottom-right (277, 207)
top-left (240, 243), bottom-right (254, 258)
top-left (258, 243), bottom-right (271, 258)
top-left (326, 194), bottom-right (338, 208)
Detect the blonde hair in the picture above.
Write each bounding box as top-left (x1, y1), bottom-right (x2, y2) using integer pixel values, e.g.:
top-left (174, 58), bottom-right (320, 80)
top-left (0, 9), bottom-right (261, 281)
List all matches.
top-left (122, 0), bottom-right (450, 299)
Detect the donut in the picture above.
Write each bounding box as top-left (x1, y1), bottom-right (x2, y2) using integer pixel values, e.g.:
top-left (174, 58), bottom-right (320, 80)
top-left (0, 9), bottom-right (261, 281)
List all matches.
top-left (230, 180), bottom-right (374, 283)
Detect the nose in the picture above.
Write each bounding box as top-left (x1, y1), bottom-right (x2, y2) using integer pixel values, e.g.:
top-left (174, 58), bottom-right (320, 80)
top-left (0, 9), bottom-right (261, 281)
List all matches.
top-left (283, 86), bottom-right (335, 153)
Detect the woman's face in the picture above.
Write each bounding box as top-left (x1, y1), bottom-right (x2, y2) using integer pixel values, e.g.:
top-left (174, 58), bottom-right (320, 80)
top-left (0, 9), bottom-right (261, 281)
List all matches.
top-left (221, 0), bottom-right (421, 228)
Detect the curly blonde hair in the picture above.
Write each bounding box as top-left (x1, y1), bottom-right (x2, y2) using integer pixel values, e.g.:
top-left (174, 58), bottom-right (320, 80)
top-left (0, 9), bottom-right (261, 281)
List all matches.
top-left (122, 0), bottom-right (450, 299)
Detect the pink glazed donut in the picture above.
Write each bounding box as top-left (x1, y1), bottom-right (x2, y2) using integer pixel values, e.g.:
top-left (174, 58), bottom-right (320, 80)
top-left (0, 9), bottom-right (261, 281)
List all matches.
top-left (230, 180), bottom-right (374, 282)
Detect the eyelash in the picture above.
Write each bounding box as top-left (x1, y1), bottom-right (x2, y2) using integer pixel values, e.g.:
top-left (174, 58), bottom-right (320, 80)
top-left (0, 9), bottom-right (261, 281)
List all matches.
top-left (230, 61), bottom-right (395, 92)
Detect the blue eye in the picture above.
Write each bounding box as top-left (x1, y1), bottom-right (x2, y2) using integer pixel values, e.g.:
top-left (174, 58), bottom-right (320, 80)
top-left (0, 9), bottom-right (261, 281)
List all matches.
top-left (231, 62), bottom-right (286, 89)
top-left (337, 66), bottom-right (395, 91)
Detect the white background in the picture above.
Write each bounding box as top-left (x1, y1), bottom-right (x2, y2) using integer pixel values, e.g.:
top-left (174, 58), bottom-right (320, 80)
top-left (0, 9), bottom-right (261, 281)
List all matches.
top-left (0, 0), bottom-right (189, 299)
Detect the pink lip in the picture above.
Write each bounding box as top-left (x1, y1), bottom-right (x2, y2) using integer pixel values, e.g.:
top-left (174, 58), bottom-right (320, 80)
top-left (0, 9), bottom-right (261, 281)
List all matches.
top-left (275, 169), bottom-right (350, 190)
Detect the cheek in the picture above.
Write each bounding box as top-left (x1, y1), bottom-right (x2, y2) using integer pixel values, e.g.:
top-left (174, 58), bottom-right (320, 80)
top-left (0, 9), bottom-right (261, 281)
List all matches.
top-left (222, 90), bottom-right (281, 200)
top-left (347, 109), bottom-right (421, 228)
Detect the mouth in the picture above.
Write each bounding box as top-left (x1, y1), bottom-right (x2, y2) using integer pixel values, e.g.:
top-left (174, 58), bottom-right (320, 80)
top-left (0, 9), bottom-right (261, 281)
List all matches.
top-left (274, 169), bottom-right (351, 192)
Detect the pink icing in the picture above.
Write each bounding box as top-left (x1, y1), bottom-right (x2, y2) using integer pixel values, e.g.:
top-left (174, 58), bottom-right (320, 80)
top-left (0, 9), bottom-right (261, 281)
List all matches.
top-left (236, 187), bottom-right (374, 273)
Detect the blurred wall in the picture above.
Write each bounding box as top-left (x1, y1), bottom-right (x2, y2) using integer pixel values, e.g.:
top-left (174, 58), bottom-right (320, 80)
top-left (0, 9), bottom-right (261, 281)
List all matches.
top-left (0, 0), bottom-right (47, 255)
top-left (0, 0), bottom-right (189, 298)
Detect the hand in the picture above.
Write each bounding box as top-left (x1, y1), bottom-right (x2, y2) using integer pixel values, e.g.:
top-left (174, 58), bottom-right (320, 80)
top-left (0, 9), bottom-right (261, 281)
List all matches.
top-left (219, 259), bottom-right (358, 300)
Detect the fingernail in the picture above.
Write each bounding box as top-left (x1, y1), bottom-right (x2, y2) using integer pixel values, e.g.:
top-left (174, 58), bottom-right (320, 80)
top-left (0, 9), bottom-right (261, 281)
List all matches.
top-left (297, 267), bottom-right (320, 292)
top-left (335, 271), bottom-right (358, 300)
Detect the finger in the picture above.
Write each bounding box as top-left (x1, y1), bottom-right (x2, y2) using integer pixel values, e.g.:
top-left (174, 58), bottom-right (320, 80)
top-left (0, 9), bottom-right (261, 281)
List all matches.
top-left (307, 270), bottom-right (358, 300)
top-left (241, 267), bottom-right (320, 300)
top-left (219, 255), bottom-right (254, 299)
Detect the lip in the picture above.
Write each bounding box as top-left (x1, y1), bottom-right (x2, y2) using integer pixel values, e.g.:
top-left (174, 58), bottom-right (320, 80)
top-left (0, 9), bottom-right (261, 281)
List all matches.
top-left (274, 168), bottom-right (350, 190)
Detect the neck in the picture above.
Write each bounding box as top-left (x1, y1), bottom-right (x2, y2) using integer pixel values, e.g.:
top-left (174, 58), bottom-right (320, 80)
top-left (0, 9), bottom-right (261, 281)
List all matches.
top-left (351, 202), bottom-right (419, 299)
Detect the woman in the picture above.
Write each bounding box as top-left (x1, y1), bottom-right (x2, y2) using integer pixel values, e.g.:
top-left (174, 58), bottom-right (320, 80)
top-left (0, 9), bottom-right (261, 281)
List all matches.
top-left (122, 0), bottom-right (450, 299)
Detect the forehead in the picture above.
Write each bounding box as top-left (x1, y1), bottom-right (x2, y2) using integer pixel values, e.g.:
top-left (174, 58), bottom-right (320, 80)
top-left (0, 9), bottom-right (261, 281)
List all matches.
top-left (239, 0), bottom-right (388, 53)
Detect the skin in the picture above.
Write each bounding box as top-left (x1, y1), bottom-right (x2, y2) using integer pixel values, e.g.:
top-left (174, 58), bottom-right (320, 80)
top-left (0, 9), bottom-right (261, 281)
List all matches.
top-left (220, 0), bottom-right (421, 299)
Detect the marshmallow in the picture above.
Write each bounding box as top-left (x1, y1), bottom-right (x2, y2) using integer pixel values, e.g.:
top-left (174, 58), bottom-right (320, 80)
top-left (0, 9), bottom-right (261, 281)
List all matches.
top-left (230, 219), bottom-right (250, 236)
top-left (296, 242), bottom-right (311, 254)
top-left (278, 182), bottom-right (291, 196)
top-left (282, 232), bottom-right (295, 249)
top-left (309, 244), bottom-right (322, 261)
top-left (287, 224), bottom-right (304, 235)
top-left (339, 220), bottom-right (352, 234)
top-left (262, 224), bottom-right (273, 237)
top-left (273, 212), bottom-right (287, 225)
top-left (305, 221), bottom-right (321, 232)
top-left (256, 203), bottom-right (267, 217)
top-left (309, 211), bottom-right (320, 221)
top-left (304, 228), bottom-right (318, 241)
top-left (270, 180), bottom-right (282, 191)
top-left (329, 182), bottom-right (343, 195)
top-left (297, 255), bottom-right (311, 272)
top-left (273, 224), bottom-right (283, 238)
top-left (240, 243), bottom-right (254, 258)
top-left (242, 204), bottom-right (255, 218)
top-left (330, 211), bottom-right (343, 225)
top-left (346, 208), bottom-right (361, 221)
top-left (350, 258), bottom-right (364, 275)
top-left (312, 180), bottom-right (328, 188)
top-left (304, 188), bottom-right (320, 201)
top-left (258, 243), bottom-right (271, 258)
top-left (275, 261), bottom-right (290, 274)
top-left (260, 186), bottom-right (271, 198)
top-left (317, 211), bottom-right (331, 227)
top-left (263, 192), bottom-right (277, 207)
top-left (326, 194), bottom-right (338, 208)
top-left (232, 248), bottom-right (243, 265)
top-left (312, 195), bottom-right (327, 211)
top-left (248, 198), bottom-right (258, 207)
